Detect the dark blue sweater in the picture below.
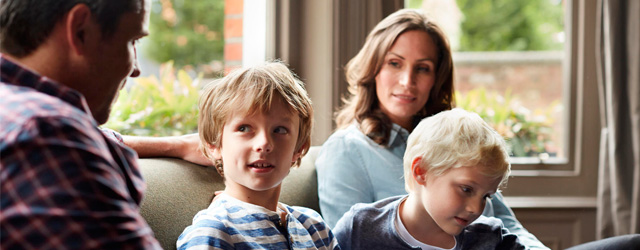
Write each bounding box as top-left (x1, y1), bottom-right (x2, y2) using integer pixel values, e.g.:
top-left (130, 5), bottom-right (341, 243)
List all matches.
top-left (333, 195), bottom-right (525, 250)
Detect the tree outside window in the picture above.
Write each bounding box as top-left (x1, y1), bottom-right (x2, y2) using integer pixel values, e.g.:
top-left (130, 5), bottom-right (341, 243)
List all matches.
top-left (104, 0), bottom-right (226, 136)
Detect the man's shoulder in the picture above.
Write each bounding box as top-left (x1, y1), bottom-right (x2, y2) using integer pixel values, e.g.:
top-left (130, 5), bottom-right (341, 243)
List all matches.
top-left (0, 83), bottom-right (93, 137)
top-left (1, 82), bottom-right (80, 111)
top-left (0, 103), bottom-right (100, 149)
top-left (0, 82), bottom-right (125, 179)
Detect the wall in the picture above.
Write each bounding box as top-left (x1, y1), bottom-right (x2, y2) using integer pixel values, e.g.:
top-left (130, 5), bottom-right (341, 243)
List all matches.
top-left (224, 0), bottom-right (243, 73)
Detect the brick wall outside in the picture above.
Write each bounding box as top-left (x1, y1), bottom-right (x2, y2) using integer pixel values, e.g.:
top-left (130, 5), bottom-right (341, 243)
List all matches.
top-left (224, 0), bottom-right (243, 74)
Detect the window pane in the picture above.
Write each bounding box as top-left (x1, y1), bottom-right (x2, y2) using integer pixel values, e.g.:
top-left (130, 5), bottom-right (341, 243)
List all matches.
top-left (146, 0), bottom-right (225, 77)
top-left (406, 0), bottom-right (566, 159)
top-left (104, 0), bottom-right (227, 136)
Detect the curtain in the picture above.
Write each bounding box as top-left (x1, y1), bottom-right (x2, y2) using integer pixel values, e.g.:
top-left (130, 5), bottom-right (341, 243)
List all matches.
top-left (331, 0), bottom-right (403, 112)
top-left (595, 0), bottom-right (640, 239)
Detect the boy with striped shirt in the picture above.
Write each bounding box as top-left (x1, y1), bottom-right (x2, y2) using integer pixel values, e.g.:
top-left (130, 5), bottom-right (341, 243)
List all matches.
top-left (177, 62), bottom-right (340, 250)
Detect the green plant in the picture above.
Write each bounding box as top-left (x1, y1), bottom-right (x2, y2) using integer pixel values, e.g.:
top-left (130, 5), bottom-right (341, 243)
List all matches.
top-left (455, 87), bottom-right (558, 157)
top-left (405, 0), bottom-right (565, 52)
top-left (104, 61), bottom-right (202, 136)
top-left (144, 0), bottom-right (225, 75)
top-left (456, 0), bottom-right (565, 51)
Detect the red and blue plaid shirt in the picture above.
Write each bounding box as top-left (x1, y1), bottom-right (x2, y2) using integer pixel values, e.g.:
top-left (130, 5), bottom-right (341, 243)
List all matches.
top-left (0, 54), bottom-right (161, 249)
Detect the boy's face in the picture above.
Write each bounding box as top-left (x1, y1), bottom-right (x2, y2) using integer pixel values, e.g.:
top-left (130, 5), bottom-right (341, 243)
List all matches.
top-left (212, 97), bottom-right (302, 195)
top-left (419, 165), bottom-right (501, 235)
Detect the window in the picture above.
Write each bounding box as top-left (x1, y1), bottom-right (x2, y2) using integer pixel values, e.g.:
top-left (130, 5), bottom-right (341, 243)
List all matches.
top-left (103, 0), bottom-right (225, 136)
top-left (104, 0), bottom-right (270, 137)
top-left (406, 0), bottom-right (568, 164)
top-left (285, 1), bottom-right (599, 244)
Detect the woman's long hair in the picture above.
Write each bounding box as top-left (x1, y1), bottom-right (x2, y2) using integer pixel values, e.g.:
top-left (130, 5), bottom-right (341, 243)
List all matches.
top-left (335, 9), bottom-right (455, 146)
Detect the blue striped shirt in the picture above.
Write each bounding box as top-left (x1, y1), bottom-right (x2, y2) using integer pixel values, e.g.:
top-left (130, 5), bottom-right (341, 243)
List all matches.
top-left (177, 193), bottom-right (340, 250)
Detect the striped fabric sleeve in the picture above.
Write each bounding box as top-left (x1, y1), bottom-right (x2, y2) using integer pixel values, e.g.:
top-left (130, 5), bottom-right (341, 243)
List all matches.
top-left (289, 206), bottom-right (341, 250)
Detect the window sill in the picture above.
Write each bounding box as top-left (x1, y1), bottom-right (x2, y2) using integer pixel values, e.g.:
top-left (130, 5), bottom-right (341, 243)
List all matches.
top-left (504, 196), bottom-right (597, 209)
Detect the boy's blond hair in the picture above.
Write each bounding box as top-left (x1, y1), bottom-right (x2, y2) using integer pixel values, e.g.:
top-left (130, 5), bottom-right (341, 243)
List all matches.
top-left (198, 61), bottom-right (313, 169)
top-left (403, 108), bottom-right (511, 192)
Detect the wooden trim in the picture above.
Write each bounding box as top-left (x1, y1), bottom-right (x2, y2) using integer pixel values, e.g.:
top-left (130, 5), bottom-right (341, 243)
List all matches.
top-left (501, 1), bottom-right (600, 197)
top-left (274, 0), bottom-right (300, 68)
top-left (505, 196), bottom-right (597, 208)
top-left (511, 208), bottom-right (596, 248)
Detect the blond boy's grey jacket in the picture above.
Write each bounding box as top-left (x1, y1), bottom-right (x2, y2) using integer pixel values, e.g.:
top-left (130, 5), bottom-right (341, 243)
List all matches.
top-left (332, 195), bottom-right (525, 250)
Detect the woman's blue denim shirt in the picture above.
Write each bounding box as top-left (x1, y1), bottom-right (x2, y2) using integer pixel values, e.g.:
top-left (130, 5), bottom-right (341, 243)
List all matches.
top-left (316, 123), bottom-right (549, 250)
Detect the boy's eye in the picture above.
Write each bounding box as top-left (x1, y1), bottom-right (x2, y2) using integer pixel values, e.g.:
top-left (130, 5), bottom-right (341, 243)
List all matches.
top-left (237, 125), bottom-right (250, 132)
top-left (274, 127), bottom-right (288, 134)
top-left (460, 186), bottom-right (473, 194)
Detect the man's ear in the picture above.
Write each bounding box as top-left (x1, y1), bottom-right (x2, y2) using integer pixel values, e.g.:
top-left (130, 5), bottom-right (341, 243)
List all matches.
top-left (411, 157), bottom-right (428, 185)
top-left (64, 4), bottom-right (95, 56)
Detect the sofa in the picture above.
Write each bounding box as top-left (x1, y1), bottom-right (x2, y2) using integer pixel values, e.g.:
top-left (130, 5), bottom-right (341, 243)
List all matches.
top-left (138, 146), bottom-right (322, 250)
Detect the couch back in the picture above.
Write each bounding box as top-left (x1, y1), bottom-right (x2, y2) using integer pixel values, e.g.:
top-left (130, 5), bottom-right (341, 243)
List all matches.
top-left (138, 146), bottom-right (321, 250)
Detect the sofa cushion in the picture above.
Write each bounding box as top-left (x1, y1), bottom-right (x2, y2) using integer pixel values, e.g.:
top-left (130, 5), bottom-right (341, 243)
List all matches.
top-left (138, 146), bottom-right (321, 250)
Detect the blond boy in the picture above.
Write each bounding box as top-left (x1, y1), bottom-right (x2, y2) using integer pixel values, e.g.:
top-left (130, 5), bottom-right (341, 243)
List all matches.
top-left (333, 108), bottom-right (524, 250)
top-left (177, 62), bottom-right (340, 249)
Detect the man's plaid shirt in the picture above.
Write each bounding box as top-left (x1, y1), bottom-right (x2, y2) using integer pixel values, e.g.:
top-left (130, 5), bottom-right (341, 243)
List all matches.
top-left (0, 54), bottom-right (161, 249)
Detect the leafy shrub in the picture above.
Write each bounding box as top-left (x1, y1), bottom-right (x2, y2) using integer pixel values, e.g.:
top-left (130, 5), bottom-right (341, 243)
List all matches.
top-left (456, 0), bottom-right (564, 52)
top-left (145, 0), bottom-right (224, 73)
top-left (104, 61), bottom-right (203, 136)
top-left (455, 87), bottom-right (559, 157)
top-left (405, 0), bottom-right (565, 52)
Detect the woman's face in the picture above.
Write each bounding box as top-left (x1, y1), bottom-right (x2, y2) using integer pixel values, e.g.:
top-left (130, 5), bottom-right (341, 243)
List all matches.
top-left (375, 30), bottom-right (438, 130)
